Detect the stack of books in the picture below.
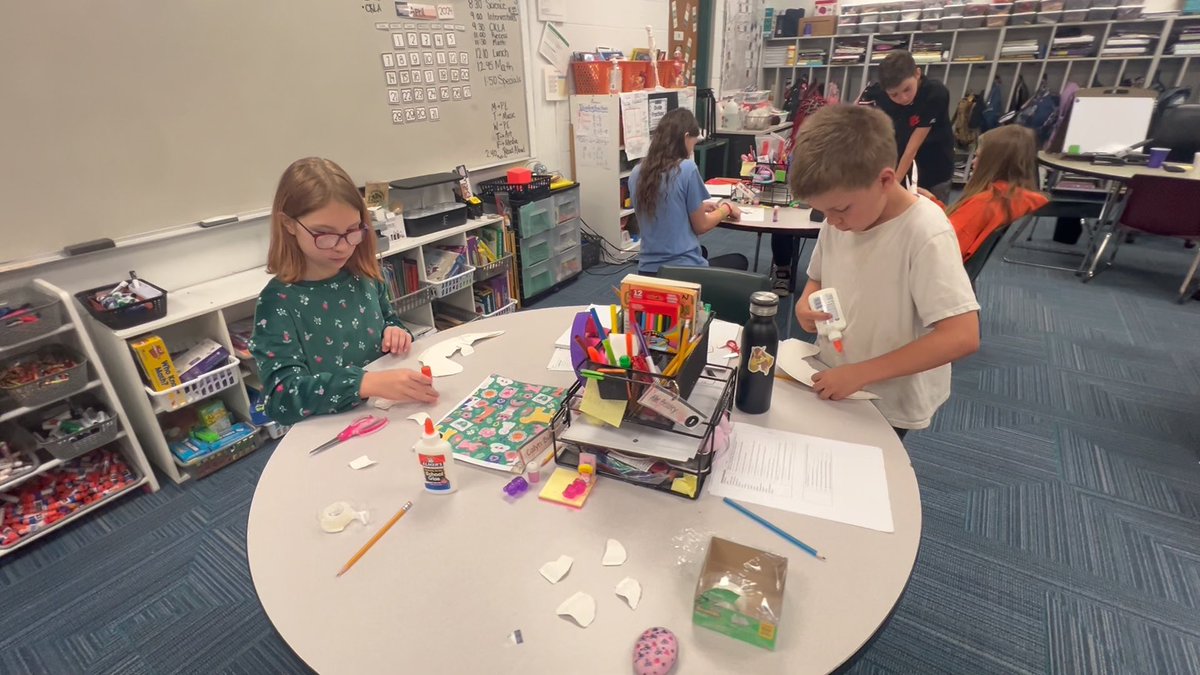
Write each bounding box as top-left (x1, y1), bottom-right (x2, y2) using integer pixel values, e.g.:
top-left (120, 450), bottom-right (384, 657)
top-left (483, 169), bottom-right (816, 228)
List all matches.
top-left (382, 257), bottom-right (422, 302)
top-left (763, 45), bottom-right (793, 68)
top-left (1001, 39), bottom-right (1041, 60)
top-left (424, 246), bottom-right (468, 283)
top-left (473, 276), bottom-right (512, 316)
top-left (1171, 26), bottom-right (1200, 55)
top-left (1050, 33), bottom-right (1097, 58)
top-left (870, 37), bottom-right (908, 63)
top-left (467, 231), bottom-right (505, 267)
top-left (832, 40), bottom-right (867, 65)
top-left (911, 39), bottom-right (947, 64)
top-left (1102, 31), bottom-right (1156, 57)
top-left (795, 48), bottom-right (826, 67)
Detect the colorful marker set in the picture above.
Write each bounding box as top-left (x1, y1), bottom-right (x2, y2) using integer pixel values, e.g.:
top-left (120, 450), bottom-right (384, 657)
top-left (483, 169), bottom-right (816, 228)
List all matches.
top-left (578, 306), bottom-right (654, 374)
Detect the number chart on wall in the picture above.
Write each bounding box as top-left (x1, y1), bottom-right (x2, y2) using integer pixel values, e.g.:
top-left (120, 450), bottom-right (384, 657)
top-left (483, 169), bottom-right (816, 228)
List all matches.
top-left (0, 0), bottom-right (531, 264)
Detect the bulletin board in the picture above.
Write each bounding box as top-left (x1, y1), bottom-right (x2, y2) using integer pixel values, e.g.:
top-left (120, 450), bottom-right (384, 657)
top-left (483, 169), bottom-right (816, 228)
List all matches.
top-left (669, 0), bottom-right (701, 86)
top-left (0, 0), bottom-right (532, 264)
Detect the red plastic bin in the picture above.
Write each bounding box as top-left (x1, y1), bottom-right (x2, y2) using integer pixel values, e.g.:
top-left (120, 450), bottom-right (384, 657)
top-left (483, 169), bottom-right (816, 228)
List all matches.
top-left (571, 61), bottom-right (614, 95)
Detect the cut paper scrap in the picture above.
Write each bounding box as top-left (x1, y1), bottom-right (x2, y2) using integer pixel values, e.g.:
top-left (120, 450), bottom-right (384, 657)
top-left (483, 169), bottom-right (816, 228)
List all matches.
top-left (406, 412), bottom-right (432, 427)
top-left (581, 378), bottom-right (626, 427)
top-left (615, 577), bottom-right (642, 610)
top-left (539, 467), bottom-right (595, 509)
top-left (539, 554), bottom-right (574, 584)
top-left (556, 591), bottom-right (596, 628)
top-left (418, 331), bottom-right (505, 376)
top-left (602, 538), bottom-right (627, 566)
top-left (776, 339), bottom-right (879, 401)
top-left (348, 455), bottom-right (376, 470)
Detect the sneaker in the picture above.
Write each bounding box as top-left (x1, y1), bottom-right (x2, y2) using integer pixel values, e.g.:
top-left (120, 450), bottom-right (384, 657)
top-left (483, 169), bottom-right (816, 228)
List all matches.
top-left (771, 265), bottom-right (791, 296)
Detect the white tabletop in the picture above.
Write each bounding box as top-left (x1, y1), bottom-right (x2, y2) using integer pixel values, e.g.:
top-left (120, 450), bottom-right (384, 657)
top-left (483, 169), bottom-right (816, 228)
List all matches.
top-left (716, 121), bottom-right (793, 137)
top-left (247, 306), bottom-right (919, 675)
top-left (719, 205), bottom-right (824, 236)
top-left (1038, 150), bottom-right (1200, 182)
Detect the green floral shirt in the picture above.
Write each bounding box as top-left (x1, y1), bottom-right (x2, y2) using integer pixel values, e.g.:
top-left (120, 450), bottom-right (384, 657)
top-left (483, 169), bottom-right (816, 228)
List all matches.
top-left (250, 270), bottom-right (407, 425)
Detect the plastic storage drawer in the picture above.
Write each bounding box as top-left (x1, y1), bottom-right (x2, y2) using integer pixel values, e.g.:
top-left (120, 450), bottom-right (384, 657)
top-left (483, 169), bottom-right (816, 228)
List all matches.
top-left (554, 191), bottom-right (580, 224)
top-left (552, 222), bottom-right (581, 255)
top-left (520, 230), bottom-right (553, 267)
top-left (554, 247), bottom-right (582, 283)
top-left (521, 258), bottom-right (555, 298)
top-left (517, 201), bottom-right (554, 239)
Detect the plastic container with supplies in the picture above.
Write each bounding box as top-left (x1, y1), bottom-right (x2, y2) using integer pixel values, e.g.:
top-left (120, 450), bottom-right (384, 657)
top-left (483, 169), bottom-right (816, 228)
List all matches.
top-left (554, 190), bottom-right (580, 224)
top-left (75, 272), bottom-right (168, 331)
top-left (552, 222), bottom-right (582, 255)
top-left (427, 265), bottom-right (476, 299)
top-left (32, 399), bottom-right (119, 462)
top-left (0, 424), bottom-right (41, 487)
top-left (0, 345), bottom-right (88, 408)
top-left (0, 287), bottom-right (65, 349)
top-left (516, 201), bottom-right (555, 239)
top-left (415, 418), bottom-right (456, 494)
top-left (476, 174), bottom-right (553, 202)
top-left (571, 60), bottom-right (614, 95)
top-left (520, 230), bottom-right (554, 266)
top-left (554, 248), bottom-right (582, 283)
top-left (620, 61), bottom-right (653, 91)
top-left (144, 356), bottom-right (240, 413)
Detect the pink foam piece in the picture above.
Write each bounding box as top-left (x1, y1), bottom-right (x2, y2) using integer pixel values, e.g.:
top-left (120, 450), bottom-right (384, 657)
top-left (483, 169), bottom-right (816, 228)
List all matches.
top-left (632, 626), bottom-right (678, 675)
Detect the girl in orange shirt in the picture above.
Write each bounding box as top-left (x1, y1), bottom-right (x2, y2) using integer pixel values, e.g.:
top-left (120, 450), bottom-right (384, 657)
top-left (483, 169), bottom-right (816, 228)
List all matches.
top-left (923, 125), bottom-right (1048, 262)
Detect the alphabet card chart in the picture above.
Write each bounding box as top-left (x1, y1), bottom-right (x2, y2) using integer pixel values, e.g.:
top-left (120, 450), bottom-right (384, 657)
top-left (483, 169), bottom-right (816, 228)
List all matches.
top-left (437, 374), bottom-right (569, 474)
top-left (374, 5), bottom-right (471, 126)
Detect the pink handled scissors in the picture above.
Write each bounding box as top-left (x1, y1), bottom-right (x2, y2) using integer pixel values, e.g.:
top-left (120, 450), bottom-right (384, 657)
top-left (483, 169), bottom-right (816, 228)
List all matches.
top-left (310, 415), bottom-right (389, 456)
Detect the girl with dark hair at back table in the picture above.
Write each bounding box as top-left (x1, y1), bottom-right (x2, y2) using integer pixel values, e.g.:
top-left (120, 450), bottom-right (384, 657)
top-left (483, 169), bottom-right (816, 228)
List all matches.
top-left (629, 108), bottom-right (749, 275)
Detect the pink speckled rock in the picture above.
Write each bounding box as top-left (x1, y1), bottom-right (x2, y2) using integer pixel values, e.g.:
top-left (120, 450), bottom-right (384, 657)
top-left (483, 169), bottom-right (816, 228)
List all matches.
top-left (632, 626), bottom-right (678, 675)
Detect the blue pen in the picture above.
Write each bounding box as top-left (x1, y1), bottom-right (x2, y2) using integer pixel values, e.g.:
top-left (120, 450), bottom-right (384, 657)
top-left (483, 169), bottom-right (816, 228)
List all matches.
top-left (588, 307), bottom-right (608, 340)
top-left (722, 498), bottom-right (826, 561)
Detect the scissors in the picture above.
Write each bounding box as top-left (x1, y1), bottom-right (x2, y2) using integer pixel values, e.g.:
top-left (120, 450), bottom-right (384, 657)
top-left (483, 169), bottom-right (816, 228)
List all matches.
top-left (723, 340), bottom-right (740, 356)
top-left (310, 415), bottom-right (389, 456)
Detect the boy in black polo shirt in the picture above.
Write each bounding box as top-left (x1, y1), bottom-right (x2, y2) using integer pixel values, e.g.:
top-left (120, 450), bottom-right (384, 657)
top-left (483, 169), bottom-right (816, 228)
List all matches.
top-left (860, 50), bottom-right (956, 202)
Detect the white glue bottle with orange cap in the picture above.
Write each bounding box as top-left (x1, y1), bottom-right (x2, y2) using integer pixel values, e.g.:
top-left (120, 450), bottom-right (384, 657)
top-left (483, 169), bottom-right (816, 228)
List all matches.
top-left (808, 288), bottom-right (847, 354)
top-left (415, 418), bottom-right (457, 494)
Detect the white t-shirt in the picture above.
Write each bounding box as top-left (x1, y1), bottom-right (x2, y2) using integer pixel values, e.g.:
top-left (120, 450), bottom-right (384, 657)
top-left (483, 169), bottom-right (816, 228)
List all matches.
top-left (806, 196), bottom-right (980, 429)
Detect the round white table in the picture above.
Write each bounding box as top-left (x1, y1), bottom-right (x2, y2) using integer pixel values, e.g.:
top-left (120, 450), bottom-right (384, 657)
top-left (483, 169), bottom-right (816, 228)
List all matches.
top-left (247, 307), bottom-right (920, 675)
top-left (717, 205), bottom-right (823, 274)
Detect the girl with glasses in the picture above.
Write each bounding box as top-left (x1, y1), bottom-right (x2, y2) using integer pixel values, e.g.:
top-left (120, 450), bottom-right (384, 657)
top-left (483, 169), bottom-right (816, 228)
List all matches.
top-left (251, 157), bottom-right (438, 425)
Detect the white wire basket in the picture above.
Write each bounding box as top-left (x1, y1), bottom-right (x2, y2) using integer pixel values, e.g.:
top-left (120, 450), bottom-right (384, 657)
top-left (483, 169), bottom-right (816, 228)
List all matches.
top-left (144, 357), bottom-right (240, 413)
top-left (427, 265), bottom-right (476, 299)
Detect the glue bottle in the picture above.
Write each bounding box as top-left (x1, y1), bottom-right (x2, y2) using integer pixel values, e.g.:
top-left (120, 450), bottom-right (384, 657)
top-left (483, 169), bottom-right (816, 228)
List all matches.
top-left (808, 288), bottom-right (847, 353)
top-left (415, 418), bottom-right (457, 494)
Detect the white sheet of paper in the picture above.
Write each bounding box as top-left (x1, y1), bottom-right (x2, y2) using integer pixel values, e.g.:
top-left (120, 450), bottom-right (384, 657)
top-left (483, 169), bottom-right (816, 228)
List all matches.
top-left (706, 183), bottom-right (734, 198)
top-left (620, 91), bottom-right (651, 160)
top-left (348, 455), bottom-right (376, 470)
top-left (736, 206), bottom-right (766, 223)
top-left (537, 22), bottom-right (571, 75)
top-left (537, 0), bottom-right (566, 22)
top-left (543, 66), bottom-right (567, 101)
top-left (776, 339), bottom-right (879, 400)
top-left (709, 423), bottom-right (895, 532)
top-left (707, 319), bottom-right (742, 364)
top-left (547, 348), bottom-right (574, 371)
top-left (555, 304), bottom-right (617, 347)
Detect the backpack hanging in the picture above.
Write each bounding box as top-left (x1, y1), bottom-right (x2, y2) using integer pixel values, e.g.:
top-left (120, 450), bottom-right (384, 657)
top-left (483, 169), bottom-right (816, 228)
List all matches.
top-left (982, 78), bottom-right (1003, 130)
top-left (953, 93), bottom-right (980, 148)
top-left (1009, 75), bottom-right (1030, 113)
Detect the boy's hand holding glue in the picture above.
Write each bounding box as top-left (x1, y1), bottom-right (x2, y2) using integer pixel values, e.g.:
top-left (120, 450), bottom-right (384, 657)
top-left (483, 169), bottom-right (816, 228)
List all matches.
top-left (795, 301), bottom-right (832, 335)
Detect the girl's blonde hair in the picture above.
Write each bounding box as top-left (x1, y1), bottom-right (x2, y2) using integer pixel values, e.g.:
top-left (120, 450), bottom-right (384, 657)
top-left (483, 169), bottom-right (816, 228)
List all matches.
top-left (267, 157), bottom-right (381, 284)
top-left (948, 125), bottom-right (1039, 222)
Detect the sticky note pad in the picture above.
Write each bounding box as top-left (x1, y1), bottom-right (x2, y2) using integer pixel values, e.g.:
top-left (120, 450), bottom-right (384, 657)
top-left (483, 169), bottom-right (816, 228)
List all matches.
top-left (581, 378), bottom-right (626, 428)
top-left (671, 474), bottom-right (698, 498)
top-left (539, 467), bottom-right (595, 509)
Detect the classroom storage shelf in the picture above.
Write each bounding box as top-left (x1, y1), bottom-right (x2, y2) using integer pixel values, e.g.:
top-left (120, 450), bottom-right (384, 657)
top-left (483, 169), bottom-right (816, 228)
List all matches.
top-left (144, 357), bottom-right (241, 414)
top-left (81, 215), bottom-right (511, 485)
top-left (0, 279), bottom-right (158, 558)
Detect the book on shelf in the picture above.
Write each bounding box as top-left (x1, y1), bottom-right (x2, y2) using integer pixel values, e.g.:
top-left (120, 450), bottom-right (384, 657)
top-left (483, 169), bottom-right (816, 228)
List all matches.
top-left (402, 258), bottom-right (420, 293)
top-left (425, 246), bottom-right (467, 282)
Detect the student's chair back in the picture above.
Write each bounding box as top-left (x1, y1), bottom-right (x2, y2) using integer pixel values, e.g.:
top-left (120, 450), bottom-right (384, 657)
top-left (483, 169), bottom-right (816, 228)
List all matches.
top-left (1116, 174), bottom-right (1200, 302)
top-left (658, 266), bottom-right (770, 325)
top-left (965, 218), bottom-right (1025, 283)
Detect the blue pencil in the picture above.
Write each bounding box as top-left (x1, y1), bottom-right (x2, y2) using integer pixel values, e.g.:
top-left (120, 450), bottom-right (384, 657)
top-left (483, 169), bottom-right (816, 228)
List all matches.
top-left (722, 498), bottom-right (826, 561)
top-left (588, 307), bottom-right (608, 340)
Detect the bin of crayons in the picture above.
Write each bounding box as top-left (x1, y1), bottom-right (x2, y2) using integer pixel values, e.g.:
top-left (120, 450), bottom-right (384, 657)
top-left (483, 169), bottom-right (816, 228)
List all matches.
top-left (0, 344), bottom-right (89, 408)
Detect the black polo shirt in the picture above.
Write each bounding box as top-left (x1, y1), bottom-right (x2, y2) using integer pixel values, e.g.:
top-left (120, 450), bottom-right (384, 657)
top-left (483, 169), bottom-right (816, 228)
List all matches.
top-left (862, 77), bottom-right (956, 188)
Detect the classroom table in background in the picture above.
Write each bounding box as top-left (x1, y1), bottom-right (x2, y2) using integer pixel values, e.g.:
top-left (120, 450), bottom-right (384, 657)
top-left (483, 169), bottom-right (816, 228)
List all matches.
top-left (717, 203), bottom-right (823, 275)
top-left (1035, 151), bottom-right (1200, 280)
top-left (714, 121), bottom-right (793, 179)
top-left (246, 306), bottom-right (920, 675)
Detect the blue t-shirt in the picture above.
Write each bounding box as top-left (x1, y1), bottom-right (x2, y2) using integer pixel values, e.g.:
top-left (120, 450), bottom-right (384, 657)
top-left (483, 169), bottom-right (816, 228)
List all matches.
top-left (629, 159), bottom-right (709, 273)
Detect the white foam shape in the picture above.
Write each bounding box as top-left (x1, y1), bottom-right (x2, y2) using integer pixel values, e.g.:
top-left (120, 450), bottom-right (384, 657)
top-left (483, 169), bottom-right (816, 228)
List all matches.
top-left (348, 455), bottom-right (376, 470)
top-left (538, 554), bottom-right (573, 584)
top-left (556, 592), bottom-right (596, 628)
top-left (407, 412), bottom-right (432, 426)
top-left (615, 577), bottom-right (642, 610)
top-left (602, 538), bottom-right (627, 566)
top-left (776, 340), bottom-right (880, 401)
top-left (373, 397), bottom-right (395, 410)
top-left (417, 331), bottom-right (505, 376)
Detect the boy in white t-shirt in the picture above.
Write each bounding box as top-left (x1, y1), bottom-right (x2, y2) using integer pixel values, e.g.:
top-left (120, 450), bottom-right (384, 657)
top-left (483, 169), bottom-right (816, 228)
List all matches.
top-left (789, 105), bottom-right (981, 437)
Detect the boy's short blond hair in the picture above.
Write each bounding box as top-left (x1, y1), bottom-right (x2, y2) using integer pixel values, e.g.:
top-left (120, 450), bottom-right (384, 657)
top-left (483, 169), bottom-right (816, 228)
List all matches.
top-left (788, 105), bottom-right (898, 199)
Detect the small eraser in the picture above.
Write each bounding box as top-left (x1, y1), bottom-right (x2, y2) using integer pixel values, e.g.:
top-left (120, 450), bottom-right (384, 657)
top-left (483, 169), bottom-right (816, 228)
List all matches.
top-left (63, 239), bottom-right (116, 256)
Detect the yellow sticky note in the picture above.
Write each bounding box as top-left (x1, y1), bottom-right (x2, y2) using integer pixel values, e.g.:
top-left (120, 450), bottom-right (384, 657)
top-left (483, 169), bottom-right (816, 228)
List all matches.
top-left (671, 474), bottom-right (698, 498)
top-left (581, 378), bottom-right (626, 428)
top-left (539, 467), bottom-right (595, 509)
top-left (739, 161), bottom-right (756, 177)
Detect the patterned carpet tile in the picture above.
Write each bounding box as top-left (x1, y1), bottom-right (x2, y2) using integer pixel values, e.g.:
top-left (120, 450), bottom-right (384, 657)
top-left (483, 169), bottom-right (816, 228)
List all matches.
top-left (1046, 591), bottom-right (1200, 675)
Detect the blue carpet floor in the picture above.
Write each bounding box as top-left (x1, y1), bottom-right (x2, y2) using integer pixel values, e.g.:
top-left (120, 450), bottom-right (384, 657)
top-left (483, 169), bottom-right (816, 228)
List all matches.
top-left (2, 224), bottom-right (1199, 674)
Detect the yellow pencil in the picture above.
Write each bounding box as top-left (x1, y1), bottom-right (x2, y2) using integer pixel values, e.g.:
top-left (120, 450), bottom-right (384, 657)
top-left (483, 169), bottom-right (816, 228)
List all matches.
top-left (610, 305), bottom-right (618, 335)
top-left (336, 500), bottom-right (413, 577)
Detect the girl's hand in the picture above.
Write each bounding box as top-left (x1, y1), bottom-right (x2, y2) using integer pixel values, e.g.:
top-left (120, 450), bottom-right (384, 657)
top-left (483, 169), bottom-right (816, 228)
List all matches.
top-left (361, 369), bottom-right (438, 403)
top-left (723, 203), bottom-right (741, 222)
top-left (382, 326), bottom-right (412, 355)
top-left (703, 201), bottom-right (721, 213)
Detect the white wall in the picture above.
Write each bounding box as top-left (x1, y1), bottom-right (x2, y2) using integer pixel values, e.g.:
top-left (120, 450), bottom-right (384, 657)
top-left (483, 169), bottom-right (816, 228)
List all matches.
top-left (524, 1), bottom-right (669, 178)
top-left (0, 0), bottom-right (668, 296)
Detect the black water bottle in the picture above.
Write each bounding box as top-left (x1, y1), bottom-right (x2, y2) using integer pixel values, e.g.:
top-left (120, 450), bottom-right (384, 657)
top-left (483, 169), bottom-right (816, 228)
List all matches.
top-left (735, 291), bottom-right (780, 414)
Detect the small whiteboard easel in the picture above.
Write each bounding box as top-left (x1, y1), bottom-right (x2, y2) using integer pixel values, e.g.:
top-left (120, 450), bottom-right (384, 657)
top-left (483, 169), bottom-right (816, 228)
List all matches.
top-left (1062, 88), bottom-right (1158, 154)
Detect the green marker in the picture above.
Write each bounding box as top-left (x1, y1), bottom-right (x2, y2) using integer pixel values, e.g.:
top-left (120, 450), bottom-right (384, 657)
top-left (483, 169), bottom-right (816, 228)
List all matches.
top-left (619, 355), bottom-right (632, 369)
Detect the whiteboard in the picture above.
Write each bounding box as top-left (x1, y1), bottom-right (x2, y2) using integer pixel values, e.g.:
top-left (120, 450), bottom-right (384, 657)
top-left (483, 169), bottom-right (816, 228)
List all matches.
top-left (1062, 93), bottom-right (1157, 154)
top-left (0, 0), bottom-right (531, 264)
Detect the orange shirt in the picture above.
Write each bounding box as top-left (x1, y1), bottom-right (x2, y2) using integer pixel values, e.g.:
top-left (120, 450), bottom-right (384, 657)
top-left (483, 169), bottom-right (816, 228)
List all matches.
top-left (930, 182), bottom-right (1049, 261)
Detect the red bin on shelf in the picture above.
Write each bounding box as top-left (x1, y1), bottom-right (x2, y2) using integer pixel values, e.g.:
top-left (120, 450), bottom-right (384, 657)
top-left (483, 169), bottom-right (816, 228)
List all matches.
top-left (571, 61), bottom-right (614, 95)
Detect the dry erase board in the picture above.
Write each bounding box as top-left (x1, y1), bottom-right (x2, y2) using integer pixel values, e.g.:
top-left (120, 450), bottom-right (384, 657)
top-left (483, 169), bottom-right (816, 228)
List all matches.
top-left (0, 0), bottom-right (531, 264)
top-left (1061, 91), bottom-right (1157, 154)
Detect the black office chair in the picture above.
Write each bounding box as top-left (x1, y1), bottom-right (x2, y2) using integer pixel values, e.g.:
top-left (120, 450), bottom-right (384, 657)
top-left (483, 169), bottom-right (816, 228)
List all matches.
top-left (966, 218), bottom-right (1025, 283)
top-left (658, 266), bottom-right (770, 325)
top-left (1150, 103), bottom-right (1200, 163)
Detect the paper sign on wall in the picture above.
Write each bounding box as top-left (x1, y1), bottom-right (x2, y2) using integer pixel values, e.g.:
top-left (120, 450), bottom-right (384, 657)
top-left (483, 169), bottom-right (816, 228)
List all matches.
top-left (544, 66), bottom-right (568, 101)
top-left (538, 21), bottom-right (571, 75)
top-left (620, 92), bottom-right (651, 160)
top-left (538, 0), bottom-right (567, 22)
